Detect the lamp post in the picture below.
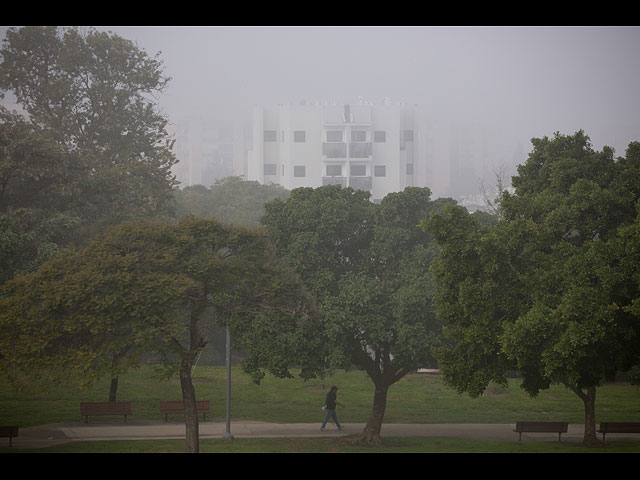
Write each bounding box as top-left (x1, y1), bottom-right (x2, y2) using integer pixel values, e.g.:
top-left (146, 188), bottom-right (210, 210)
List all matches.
top-left (222, 326), bottom-right (234, 440)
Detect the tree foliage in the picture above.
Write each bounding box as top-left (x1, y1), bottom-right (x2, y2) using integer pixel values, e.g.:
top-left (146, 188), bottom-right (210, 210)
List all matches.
top-left (423, 131), bottom-right (640, 446)
top-left (0, 217), bottom-right (322, 452)
top-left (173, 176), bottom-right (290, 228)
top-left (0, 26), bottom-right (178, 234)
top-left (262, 185), bottom-right (451, 444)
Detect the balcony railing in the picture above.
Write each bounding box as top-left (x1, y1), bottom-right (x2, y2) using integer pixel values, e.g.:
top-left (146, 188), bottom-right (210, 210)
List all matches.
top-left (349, 176), bottom-right (372, 191)
top-left (322, 142), bottom-right (372, 159)
top-left (349, 142), bottom-right (372, 158)
top-left (322, 142), bottom-right (347, 158)
top-left (322, 176), bottom-right (347, 186)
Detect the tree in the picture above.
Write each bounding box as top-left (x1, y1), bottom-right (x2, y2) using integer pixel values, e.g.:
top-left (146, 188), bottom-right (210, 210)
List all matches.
top-left (262, 185), bottom-right (451, 445)
top-left (423, 131), bottom-right (640, 446)
top-left (173, 176), bottom-right (290, 228)
top-left (0, 26), bottom-right (177, 231)
top-left (0, 106), bottom-right (84, 285)
top-left (0, 217), bottom-right (322, 453)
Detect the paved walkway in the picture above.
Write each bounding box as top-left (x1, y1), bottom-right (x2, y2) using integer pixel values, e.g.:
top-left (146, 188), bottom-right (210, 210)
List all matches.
top-left (6, 420), bottom-right (632, 448)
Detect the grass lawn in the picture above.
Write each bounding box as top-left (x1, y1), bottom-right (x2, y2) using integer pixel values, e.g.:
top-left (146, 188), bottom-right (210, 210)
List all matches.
top-left (1, 365), bottom-right (639, 453)
top-left (2, 437), bottom-right (640, 454)
top-left (2, 365), bottom-right (638, 426)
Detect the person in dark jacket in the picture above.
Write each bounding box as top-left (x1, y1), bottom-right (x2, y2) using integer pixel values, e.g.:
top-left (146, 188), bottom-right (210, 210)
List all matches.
top-left (321, 385), bottom-right (345, 431)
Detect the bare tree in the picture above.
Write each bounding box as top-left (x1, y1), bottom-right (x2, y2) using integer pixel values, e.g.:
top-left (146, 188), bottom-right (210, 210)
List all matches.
top-left (480, 162), bottom-right (512, 220)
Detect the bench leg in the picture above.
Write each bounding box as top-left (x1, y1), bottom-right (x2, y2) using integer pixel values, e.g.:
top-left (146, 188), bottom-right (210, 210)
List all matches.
top-left (558, 433), bottom-right (562, 442)
top-left (518, 432), bottom-right (522, 441)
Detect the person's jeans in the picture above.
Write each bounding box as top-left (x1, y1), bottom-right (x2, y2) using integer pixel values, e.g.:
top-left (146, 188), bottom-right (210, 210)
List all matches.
top-left (322, 408), bottom-right (341, 428)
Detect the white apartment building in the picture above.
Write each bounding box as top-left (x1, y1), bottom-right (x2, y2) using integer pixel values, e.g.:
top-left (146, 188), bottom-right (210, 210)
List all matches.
top-left (247, 100), bottom-right (424, 202)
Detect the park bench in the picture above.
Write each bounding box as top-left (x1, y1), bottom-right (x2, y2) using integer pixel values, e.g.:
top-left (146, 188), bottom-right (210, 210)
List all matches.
top-left (159, 400), bottom-right (211, 421)
top-left (597, 422), bottom-right (640, 442)
top-left (0, 426), bottom-right (19, 447)
top-left (80, 402), bottom-right (132, 423)
top-left (513, 421), bottom-right (569, 441)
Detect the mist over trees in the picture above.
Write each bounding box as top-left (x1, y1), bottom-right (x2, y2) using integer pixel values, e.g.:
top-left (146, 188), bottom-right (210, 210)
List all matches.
top-left (172, 176), bottom-right (289, 228)
top-left (2, 25), bottom-right (640, 453)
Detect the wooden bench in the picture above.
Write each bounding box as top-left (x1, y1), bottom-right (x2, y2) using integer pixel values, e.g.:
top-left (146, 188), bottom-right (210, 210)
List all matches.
top-left (514, 421), bottom-right (569, 441)
top-left (80, 402), bottom-right (132, 423)
top-left (597, 422), bottom-right (640, 442)
top-left (0, 426), bottom-right (19, 447)
top-left (159, 400), bottom-right (211, 421)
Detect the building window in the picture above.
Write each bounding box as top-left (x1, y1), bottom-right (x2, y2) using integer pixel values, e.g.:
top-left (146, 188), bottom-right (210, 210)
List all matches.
top-left (350, 165), bottom-right (367, 176)
top-left (294, 165), bottom-right (306, 177)
top-left (264, 130), bottom-right (277, 142)
top-left (406, 163), bottom-right (414, 175)
top-left (264, 164), bottom-right (277, 175)
top-left (351, 130), bottom-right (366, 142)
top-left (374, 165), bottom-right (386, 177)
top-left (327, 131), bottom-right (343, 142)
top-left (294, 131), bottom-right (306, 142)
top-left (374, 131), bottom-right (386, 142)
top-left (326, 165), bottom-right (342, 176)
top-left (403, 130), bottom-right (414, 141)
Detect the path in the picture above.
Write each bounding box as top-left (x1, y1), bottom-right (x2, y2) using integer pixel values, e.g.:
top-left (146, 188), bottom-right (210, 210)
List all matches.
top-left (5, 421), bottom-right (629, 448)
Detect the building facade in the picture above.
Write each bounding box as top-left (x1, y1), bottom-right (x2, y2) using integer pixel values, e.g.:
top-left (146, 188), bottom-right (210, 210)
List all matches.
top-left (170, 115), bottom-right (250, 188)
top-left (247, 101), bottom-right (424, 202)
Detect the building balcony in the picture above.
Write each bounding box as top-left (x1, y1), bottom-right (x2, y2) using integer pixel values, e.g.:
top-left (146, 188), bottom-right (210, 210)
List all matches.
top-left (322, 142), bottom-right (347, 158)
top-left (322, 142), bottom-right (372, 159)
top-left (322, 176), bottom-right (347, 186)
top-left (349, 142), bottom-right (372, 158)
top-left (349, 176), bottom-right (372, 191)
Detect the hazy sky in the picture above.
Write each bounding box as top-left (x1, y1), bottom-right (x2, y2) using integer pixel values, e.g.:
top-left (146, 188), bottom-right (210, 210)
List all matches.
top-left (86, 26), bottom-right (640, 153)
top-left (2, 26), bottom-right (639, 194)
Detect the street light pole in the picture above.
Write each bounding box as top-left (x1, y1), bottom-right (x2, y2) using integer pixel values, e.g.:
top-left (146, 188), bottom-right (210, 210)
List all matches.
top-left (222, 326), bottom-right (234, 440)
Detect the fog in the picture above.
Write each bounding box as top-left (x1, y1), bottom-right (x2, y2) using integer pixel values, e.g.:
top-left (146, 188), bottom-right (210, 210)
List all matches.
top-left (2, 26), bottom-right (640, 201)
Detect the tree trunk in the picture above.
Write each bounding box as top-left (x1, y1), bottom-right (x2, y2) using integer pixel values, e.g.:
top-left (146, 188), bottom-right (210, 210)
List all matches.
top-left (180, 358), bottom-right (200, 453)
top-left (564, 381), bottom-right (602, 447)
top-left (108, 376), bottom-right (118, 402)
top-left (360, 383), bottom-right (389, 446)
top-left (581, 386), bottom-right (601, 447)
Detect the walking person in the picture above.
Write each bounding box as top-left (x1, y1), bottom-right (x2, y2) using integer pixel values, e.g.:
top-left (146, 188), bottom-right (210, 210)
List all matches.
top-left (321, 385), bottom-right (345, 431)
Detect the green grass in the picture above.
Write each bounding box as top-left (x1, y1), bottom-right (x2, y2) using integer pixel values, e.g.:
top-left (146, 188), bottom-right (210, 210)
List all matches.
top-left (2, 365), bottom-right (638, 426)
top-left (1, 365), bottom-right (639, 453)
top-left (2, 437), bottom-right (640, 454)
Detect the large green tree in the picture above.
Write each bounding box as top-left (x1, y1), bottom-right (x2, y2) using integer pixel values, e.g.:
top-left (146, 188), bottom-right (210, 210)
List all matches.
top-left (262, 185), bottom-right (450, 445)
top-left (0, 217), bottom-right (322, 453)
top-left (423, 131), bottom-right (640, 446)
top-left (0, 26), bottom-right (177, 232)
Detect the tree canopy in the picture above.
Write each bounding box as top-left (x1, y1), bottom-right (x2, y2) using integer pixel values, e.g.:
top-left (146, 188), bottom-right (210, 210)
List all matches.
top-left (0, 217), bottom-right (322, 453)
top-left (173, 176), bottom-right (290, 228)
top-left (423, 131), bottom-right (640, 446)
top-left (0, 26), bottom-right (178, 237)
top-left (262, 185), bottom-right (452, 444)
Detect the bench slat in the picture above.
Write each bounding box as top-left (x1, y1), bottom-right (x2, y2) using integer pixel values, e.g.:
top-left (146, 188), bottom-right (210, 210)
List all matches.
top-left (80, 402), bottom-right (132, 423)
top-left (598, 422), bottom-right (640, 441)
top-left (513, 421), bottom-right (569, 441)
top-left (159, 400), bottom-right (211, 421)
